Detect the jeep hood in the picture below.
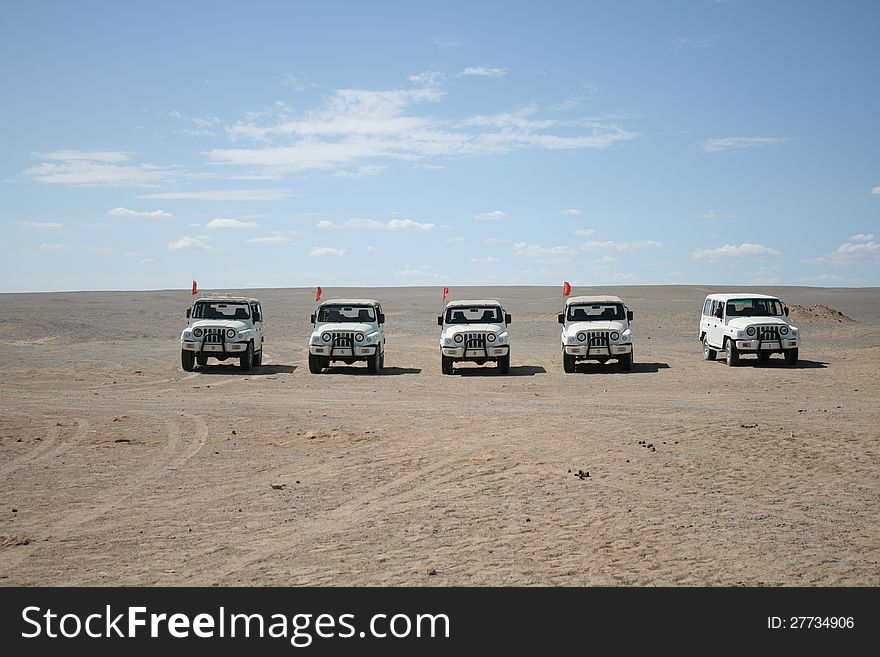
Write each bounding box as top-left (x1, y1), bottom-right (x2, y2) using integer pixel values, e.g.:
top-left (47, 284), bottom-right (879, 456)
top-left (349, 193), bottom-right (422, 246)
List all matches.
top-left (189, 319), bottom-right (249, 331)
top-left (444, 324), bottom-right (506, 336)
top-left (313, 322), bottom-right (376, 334)
top-left (727, 317), bottom-right (789, 330)
top-left (566, 320), bottom-right (627, 333)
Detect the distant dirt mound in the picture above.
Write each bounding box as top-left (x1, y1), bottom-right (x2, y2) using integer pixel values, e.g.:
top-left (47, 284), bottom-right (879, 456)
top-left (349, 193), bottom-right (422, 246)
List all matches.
top-left (789, 304), bottom-right (855, 323)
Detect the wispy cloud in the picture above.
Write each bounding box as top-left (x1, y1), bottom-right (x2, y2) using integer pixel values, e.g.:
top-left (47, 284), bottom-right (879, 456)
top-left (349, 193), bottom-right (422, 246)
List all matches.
top-left (560, 208), bottom-right (583, 216)
top-left (280, 73), bottom-right (317, 91)
top-left (107, 207), bottom-right (173, 219)
top-left (460, 66), bottom-right (506, 78)
top-left (692, 243), bottom-right (782, 259)
top-left (800, 273), bottom-right (861, 285)
top-left (671, 35), bottom-right (719, 50)
top-left (574, 229), bottom-right (595, 237)
top-left (871, 186), bottom-right (880, 195)
top-left (309, 246), bottom-right (346, 257)
top-left (470, 256), bottom-right (501, 263)
top-left (137, 189), bottom-right (294, 201)
top-left (247, 236), bottom-right (291, 244)
top-left (317, 217), bottom-right (435, 230)
top-left (388, 218), bottom-right (437, 231)
top-left (38, 243), bottom-right (114, 252)
top-left (168, 236), bottom-right (212, 251)
top-left (42, 150), bottom-right (132, 162)
top-left (582, 240), bottom-right (664, 252)
top-left (25, 155), bottom-right (176, 187)
top-left (513, 242), bottom-right (578, 257)
top-left (206, 218), bottom-right (257, 229)
top-left (850, 233), bottom-right (875, 242)
top-left (432, 37), bottom-right (462, 48)
top-left (15, 221), bottom-right (63, 228)
top-left (474, 210), bottom-right (505, 221)
top-left (701, 137), bottom-right (789, 153)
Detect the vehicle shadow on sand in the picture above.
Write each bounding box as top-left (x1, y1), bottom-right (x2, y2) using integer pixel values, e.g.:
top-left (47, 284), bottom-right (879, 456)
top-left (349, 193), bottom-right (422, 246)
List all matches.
top-left (195, 364), bottom-right (297, 375)
top-left (322, 366), bottom-right (422, 375)
top-left (719, 358), bottom-right (828, 369)
top-left (455, 365), bottom-right (547, 377)
top-left (571, 362), bottom-right (670, 374)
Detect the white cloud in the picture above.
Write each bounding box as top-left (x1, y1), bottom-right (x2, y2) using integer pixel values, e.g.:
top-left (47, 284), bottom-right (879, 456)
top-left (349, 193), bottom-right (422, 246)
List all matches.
top-left (139, 258), bottom-right (155, 265)
top-left (15, 221), bottom-right (63, 228)
top-left (513, 242), bottom-right (577, 257)
top-left (25, 158), bottom-right (176, 187)
top-left (138, 189), bottom-right (294, 201)
top-left (460, 66), bottom-right (506, 78)
top-left (692, 243), bottom-right (782, 259)
top-left (801, 273), bottom-right (861, 284)
top-left (849, 233), bottom-right (875, 242)
top-left (309, 246), bottom-right (346, 257)
top-left (701, 137), bottom-right (789, 153)
top-left (248, 236), bottom-right (290, 244)
top-left (432, 37), bottom-right (462, 48)
top-left (316, 220), bottom-right (341, 229)
top-left (870, 186), bottom-right (880, 195)
top-left (409, 70), bottom-right (445, 86)
top-left (42, 150), bottom-right (132, 162)
top-left (107, 207), bottom-right (173, 219)
top-left (474, 210), bottom-right (505, 221)
top-left (281, 73), bottom-right (316, 91)
top-left (574, 229), bottom-right (595, 237)
top-left (582, 240), bottom-right (664, 252)
top-left (387, 218), bottom-right (437, 231)
top-left (560, 208), bottom-right (583, 216)
top-left (835, 240), bottom-right (879, 254)
top-left (207, 218), bottom-right (258, 229)
top-left (347, 217), bottom-right (386, 229)
top-left (470, 256), bottom-right (501, 263)
top-left (168, 236), bottom-right (211, 251)
top-left (366, 245), bottom-right (378, 252)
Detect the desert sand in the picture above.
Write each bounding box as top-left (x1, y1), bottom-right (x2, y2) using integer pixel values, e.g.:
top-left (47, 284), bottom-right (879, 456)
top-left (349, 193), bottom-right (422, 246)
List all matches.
top-left (1, 285), bottom-right (878, 586)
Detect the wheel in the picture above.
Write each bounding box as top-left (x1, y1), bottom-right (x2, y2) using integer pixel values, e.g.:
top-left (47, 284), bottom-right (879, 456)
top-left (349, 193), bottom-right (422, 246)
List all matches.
top-left (308, 353), bottom-right (324, 374)
top-left (441, 354), bottom-right (454, 375)
top-left (196, 353), bottom-right (208, 366)
top-left (253, 348), bottom-right (262, 367)
top-left (757, 352), bottom-right (771, 362)
top-left (619, 350), bottom-right (634, 371)
top-left (497, 353), bottom-right (510, 374)
top-left (181, 350), bottom-right (195, 372)
top-left (239, 342), bottom-right (253, 370)
top-left (367, 351), bottom-right (380, 374)
top-left (379, 349), bottom-right (385, 370)
top-left (784, 348), bottom-right (798, 366)
top-left (725, 340), bottom-right (739, 367)
top-left (563, 350), bottom-right (575, 373)
top-left (702, 336), bottom-right (717, 361)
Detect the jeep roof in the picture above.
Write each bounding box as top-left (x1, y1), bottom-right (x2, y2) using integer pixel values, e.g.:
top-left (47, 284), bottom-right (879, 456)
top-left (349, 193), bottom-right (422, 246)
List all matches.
top-left (317, 298), bottom-right (380, 307)
top-left (565, 295), bottom-right (624, 306)
top-left (193, 295), bottom-right (260, 304)
top-left (444, 299), bottom-right (504, 308)
top-left (704, 293), bottom-right (781, 302)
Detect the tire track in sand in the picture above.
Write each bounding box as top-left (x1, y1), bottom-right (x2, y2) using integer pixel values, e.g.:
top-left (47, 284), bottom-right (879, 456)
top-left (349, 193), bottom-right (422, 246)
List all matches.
top-left (0, 418), bottom-right (89, 478)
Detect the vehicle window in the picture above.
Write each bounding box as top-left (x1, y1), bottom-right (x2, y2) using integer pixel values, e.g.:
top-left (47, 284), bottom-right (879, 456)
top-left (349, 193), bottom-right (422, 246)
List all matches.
top-left (566, 303), bottom-right (624, 321)
top-left (445, 307), bottom-right (502, 324)
top-left (191, 302), bottom-right (250, 320)
top-left (317, 305), bottom-right (376, 323)
top-left (703, 299), bottom-right (712, 315)
top-left (726, 298), bottom-right (784, 317)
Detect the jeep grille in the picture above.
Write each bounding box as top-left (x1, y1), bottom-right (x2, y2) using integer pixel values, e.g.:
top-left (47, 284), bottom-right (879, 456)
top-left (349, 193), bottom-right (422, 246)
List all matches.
top-left (756, 325), bottom-right (781, 341)
top-left (463, 332), bottom-right (487, 349)
top-left (330, 332), bottom-right (355, 348)
top-left (203, 327), bottom-right (225, 344)
top-left (587, 331), bottom-right (610, 346)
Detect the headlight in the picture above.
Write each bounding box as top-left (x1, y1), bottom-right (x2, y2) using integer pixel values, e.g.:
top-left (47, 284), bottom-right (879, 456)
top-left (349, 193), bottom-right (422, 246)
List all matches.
top-left (610, 331), bottom-right (620, 341)
top-left (746, 326), bottom-right (756, 336)
top-left (576, 332), bottom-right (586, 342)
top-left (355, 333), bottom-right (364, 342)
top-left (192, 328), bottom-right (203, 338)
top-left (454, 334), bottom-right (463, 343)
top-left (487, 333), bottom-right (496, 343)
top-left (226, 328), bottom-right (236, 339)
top-left (321, 332), bottom-right (332, 342)
top-left (780, 326), bottom-right (789, 335)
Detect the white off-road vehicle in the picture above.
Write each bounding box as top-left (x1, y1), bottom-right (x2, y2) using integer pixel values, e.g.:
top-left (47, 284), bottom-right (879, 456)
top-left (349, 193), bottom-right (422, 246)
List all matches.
top-left (438, 300), bottom-right (511, 374)
top-left (180, 296), bottom-right (264, 371)
top-left (559, 295), bottom-right (634, 372)
top-left (308, 299), bottom-right (386, 374)
top-left (699, 293), bottom-right (800, 366)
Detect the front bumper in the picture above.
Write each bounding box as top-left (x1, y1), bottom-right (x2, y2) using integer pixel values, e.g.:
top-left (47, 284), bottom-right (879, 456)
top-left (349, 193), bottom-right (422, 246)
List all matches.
top-left (442, 345), bottom-right (509, 358)
top-left (565, 343), bottom-right (632, 357)
top-left (310, 345), bottom-right (377, 357)
top-left (735, 338), bottom-right (799, 352)
top-left (181, 341), bottom-right (247, 353)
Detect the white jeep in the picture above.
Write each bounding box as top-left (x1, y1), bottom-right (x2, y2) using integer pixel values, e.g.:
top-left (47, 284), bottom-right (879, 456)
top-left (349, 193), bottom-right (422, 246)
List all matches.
top-left (699, 293), bottom-right (800, 366)
top-left (438, 300), bottom-right (511, 374)
top-left (559, 295), bottom-right (634, 372)
top-left (180, 296), bottom-right (264, 371)
top-left (308, 299), bottom-right (386, 374)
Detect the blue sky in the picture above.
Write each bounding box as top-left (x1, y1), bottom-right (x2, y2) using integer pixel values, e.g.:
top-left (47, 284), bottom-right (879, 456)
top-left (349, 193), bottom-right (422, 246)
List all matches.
top-left (1, 0), bottom-right (878, 292)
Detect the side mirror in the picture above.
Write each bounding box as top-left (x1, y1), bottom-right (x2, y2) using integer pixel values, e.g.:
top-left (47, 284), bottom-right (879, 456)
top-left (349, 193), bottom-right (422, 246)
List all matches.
top-left (437, 316), bottom-right (443, 326)
top-left (505, 313), bottom-right (512, 325)
top-left (378, 313), bottom-right (385, 324)
top-left (186, 309), bottom-right (190, 319)
top-left (784, 306), bottom-right (789, 316)
top-left (310, 313), bottom-right (316, 324)
top-left (627, 310), bottom-right (634, 322)
top-left (557, 313), bottom-right (564, 324)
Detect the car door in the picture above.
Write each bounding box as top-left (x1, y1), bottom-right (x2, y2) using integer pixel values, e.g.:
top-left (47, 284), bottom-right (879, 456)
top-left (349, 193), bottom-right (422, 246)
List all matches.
top-left (251, 303), bottom-right (264, 349)
top-left (377, 304), bottom-right (385, 354)
top-left (707, 300), bottom-right (725, 348)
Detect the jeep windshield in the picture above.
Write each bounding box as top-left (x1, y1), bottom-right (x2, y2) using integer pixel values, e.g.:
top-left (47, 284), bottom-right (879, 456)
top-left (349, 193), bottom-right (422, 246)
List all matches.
top-left (445, 306), bottom-right (503, 324)
top-left (317, 305), bottom-right (376, 323)
top-left (725, 298), bottom-right (784, 317)
top-left (191, 302), bottom-right (250, 320)
top-left (567, 303), bottom-right (624, 322)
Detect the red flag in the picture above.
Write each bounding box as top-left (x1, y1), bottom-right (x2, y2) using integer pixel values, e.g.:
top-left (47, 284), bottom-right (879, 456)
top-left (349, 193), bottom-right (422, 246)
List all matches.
top-left (315, 286), bottom-right (322, 302)
top-left (563, 281), bottom-right (571, 297)
top-left (192, 280), bottom-right (198, 295)
top-left (443, 286), bottom-right (449, 300)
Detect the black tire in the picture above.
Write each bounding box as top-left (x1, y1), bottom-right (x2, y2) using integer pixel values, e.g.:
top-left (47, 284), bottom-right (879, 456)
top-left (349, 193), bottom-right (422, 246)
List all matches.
top-left (379, 349), bottom-right (385, 370)
top-left (308, 353), bottom-right (324, 374)
top-left (253, 348), bottom-right (262, 367)
top-left (784, 348), bottom-right (798, 366)
top-left (367, 351), bottom-right (379, 374)
top-left (702, 335), bottom-right (717, 361)
top-left (239, 342), bottom-right (253, 370)
top-left (181, 350), bottom-right (195, 372)
top-left (563, 350), bottom-right (576, 373)
top-left (441, 354), bottom-right (453, 375)
top-left (497, 353), bottom-right (510, 375)
top-left (196, 353), bottom-right (208, 366)
top-left (619, 350), bottom-right (634, 371)
top-left (757, 352), bottom-right (771, 362)
top-left (725, 340), bottom-right (739, 367)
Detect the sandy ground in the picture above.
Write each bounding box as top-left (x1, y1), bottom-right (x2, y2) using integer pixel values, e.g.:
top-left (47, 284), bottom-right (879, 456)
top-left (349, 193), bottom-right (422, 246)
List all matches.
top-left (0, 285), bottom-right (878, 586)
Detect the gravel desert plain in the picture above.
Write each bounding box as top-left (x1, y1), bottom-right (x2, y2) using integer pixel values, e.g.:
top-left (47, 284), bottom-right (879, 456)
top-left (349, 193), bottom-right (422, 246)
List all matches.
top-left (1, 285), bottom-right (878, 586)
